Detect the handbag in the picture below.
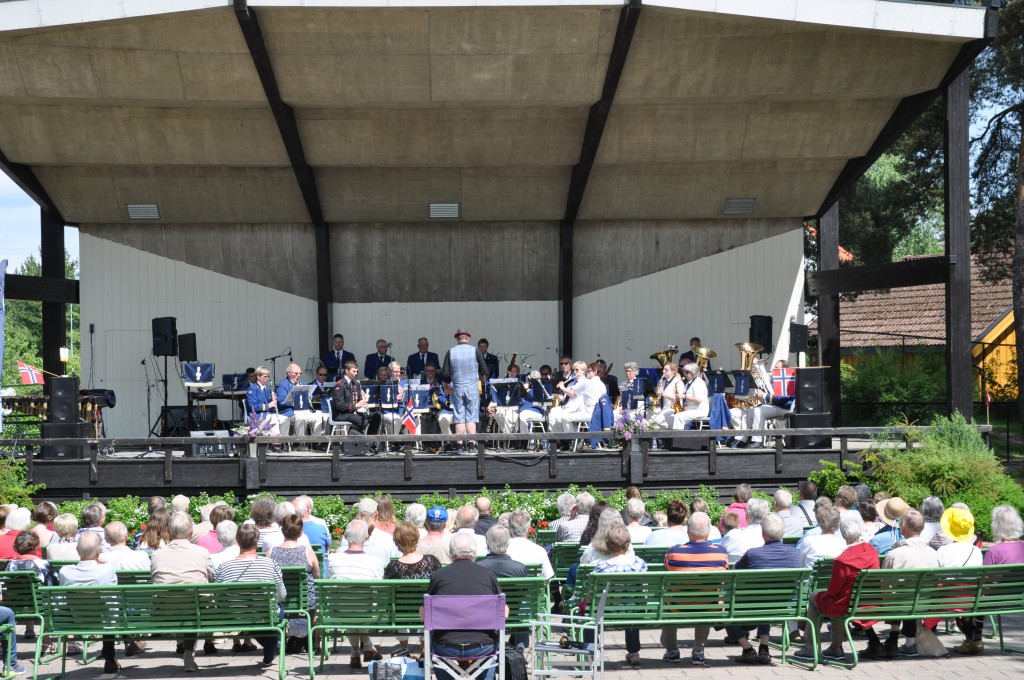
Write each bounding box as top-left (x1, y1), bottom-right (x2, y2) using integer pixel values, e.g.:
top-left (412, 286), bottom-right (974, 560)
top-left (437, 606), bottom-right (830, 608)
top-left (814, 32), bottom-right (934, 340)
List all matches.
top-left (915, 624), bottom-right (949, 657)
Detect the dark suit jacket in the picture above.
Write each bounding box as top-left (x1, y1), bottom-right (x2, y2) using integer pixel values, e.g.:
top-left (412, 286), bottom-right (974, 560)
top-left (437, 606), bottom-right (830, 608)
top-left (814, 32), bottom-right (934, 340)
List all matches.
top-left (406, 351), bottom-right (440, 377)
top-left (482, 353), bottom-right (500, 380)
top-left (363, 353), bottom-right (395, 379)
top-left (331, 379), bottom-right (362, 417)
top-left (322, 349), bottom-right (356, 373)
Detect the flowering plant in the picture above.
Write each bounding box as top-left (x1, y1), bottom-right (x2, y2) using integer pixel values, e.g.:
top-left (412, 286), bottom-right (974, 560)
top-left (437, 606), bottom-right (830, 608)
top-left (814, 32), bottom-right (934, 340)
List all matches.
top-left (234, 408), bottom-right (276, 440)
top-left (613, 409), bottom-right (654, 442)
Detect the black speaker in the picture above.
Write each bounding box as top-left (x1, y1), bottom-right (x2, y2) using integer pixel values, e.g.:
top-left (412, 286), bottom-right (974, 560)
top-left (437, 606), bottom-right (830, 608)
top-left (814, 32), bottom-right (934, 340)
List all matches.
top-left (789, 324), bottom-right (809, 353)
top-left (178, 333), bottom-right (197, 362)
top-left (790, 412), bottom-right (833, 449)
top-left (48, 376), bottom-right (79, 423)
top-left (796, 367), bottom-right (826, 414)
top-left (40, 422), bottom-right (89, 459)
top-left (161, 405), bottom-right (217, 436)
top-left (749, 315), bottom-right (773, 353)
top-left (152, 317), bottom-right (177, 356)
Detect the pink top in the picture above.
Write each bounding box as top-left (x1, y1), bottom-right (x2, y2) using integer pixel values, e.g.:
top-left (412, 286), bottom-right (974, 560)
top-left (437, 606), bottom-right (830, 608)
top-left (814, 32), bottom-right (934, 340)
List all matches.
top-left (196, 530), bottom-right (223, 554)
top-left (983, 541), bottom-right (1024, 565)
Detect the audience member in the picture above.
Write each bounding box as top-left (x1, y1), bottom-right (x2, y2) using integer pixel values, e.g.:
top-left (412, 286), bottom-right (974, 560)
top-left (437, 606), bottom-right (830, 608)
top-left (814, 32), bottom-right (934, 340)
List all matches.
top-left (417, 506), bottom-right (453, 566)
top-left (30, 502), bottom-right (58, 546)
top-left (46, 513), bottom-right (80, 561)
top-left (103, 521), bottom-right (151, 571)
top-left (445, 505), bottom-right (487, 557)
top-left (595, 525), bottom-right (647, 667)
top-left (773, 489), bottom-right (805, 537)
top-left (556, 492), bottom-right (594, 542)
top-left (210, 520), bottom-right (240, 570)
top-left (477, 525), bottom-right (526, 578)
top-left (196, 505), bottom-right (234, 554)
top-left (645, 500), bottom-right (688, 546)
top-left (327, 519), bottom-right (384, 668)
top-left (795, 480), bottom-right (818, 527)
top-left (505, 510), bottom-right (554, 580)
top-left (385, 521), bottom-right (443, 656)
top-left (720, 498), bottom-right (768, 560)
top-left (919, 496), bottom-right (945, 544)
top-left (135, 508), bottom-right (170, 556)
top-left (475, 497), bottom-right (499, 536)
top-left (719, 484), bottom-right (752, 531)
top-left (624, 498), bottom-right (653, 543)
top-left (405, 503), bottom-right (427, 538)
top-left (798, 504), bottom-right (845, 568)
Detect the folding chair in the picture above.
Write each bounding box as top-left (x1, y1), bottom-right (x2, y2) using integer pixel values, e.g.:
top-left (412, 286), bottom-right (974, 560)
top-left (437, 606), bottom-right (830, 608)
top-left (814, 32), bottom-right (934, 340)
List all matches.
top-left (423, 594), bottom-right (506, 680)
top-left (324, 397), bottom-right (351, 455)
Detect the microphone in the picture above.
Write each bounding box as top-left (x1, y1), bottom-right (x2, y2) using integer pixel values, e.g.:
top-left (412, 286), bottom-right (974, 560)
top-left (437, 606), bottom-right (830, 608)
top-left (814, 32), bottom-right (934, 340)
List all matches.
top-left (141, 358), bottom-right (146, 366)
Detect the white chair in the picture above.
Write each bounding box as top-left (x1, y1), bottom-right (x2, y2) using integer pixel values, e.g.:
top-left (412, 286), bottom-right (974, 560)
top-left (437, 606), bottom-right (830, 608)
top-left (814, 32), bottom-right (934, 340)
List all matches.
top-left (423, 594), bottom-right (506, 680)
top-left (324, 397), bottom-right (351, 455)
top-left (572, 422), bottom-right (589, 452)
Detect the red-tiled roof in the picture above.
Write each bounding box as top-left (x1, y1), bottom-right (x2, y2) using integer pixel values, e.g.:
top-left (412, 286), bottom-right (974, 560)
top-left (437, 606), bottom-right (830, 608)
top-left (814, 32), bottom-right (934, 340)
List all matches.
top-left (815, 255), bottom-right (1012, 348)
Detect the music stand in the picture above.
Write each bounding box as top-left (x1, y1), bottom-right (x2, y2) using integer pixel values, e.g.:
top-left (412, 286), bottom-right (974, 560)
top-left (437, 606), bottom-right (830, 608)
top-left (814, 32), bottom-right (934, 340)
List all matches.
top-left (410, 384), bottom-right (431, 411)
top-left (638, 368), bottom-right (659, 394)
top-left (622, 379), bottom-right (646, 411)
top-left (488, 379), bottom-right (522, 408)
top-left (705, 370), bottom-right (732, 395)
top-left (183, 362), bottom-right (215, 431)
top-left (732, 371), bottom-right (753, 398)
top-left (282, 384), bottom-right (315, 409)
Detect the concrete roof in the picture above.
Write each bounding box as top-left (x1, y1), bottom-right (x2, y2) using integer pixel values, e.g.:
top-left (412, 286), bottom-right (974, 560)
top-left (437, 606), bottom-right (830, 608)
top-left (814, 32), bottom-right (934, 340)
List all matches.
top-left (0, 0), bottom-right (990, 226)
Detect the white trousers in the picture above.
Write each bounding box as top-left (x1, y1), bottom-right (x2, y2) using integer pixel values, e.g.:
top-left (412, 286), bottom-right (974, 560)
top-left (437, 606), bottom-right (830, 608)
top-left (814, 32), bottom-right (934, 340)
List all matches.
top-left (518, 409), bottom-right (545, 433)
top-left (289, 410), bottom-right (324, 436)
top-left (438, 412), bottom-right (453, 435)
top-left (548, 406), bottom-right (591, 433)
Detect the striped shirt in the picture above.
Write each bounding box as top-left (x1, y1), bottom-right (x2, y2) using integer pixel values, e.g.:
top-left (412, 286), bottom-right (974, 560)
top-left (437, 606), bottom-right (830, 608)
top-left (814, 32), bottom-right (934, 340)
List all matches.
top-left (664, 541), bottom-right (729, 571)
top-left (213, 556), bottom-right (286, 602)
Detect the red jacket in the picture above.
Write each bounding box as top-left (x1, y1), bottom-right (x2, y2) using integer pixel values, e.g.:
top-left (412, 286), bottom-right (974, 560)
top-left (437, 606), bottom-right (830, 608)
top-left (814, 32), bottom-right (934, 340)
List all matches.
top-left (815, 541), bottom-right (879, 618)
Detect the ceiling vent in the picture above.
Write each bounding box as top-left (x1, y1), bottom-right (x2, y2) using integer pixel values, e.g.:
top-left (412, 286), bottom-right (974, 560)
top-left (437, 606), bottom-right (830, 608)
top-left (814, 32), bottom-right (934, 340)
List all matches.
top-left (126, 203), bottom-right (160, 220)
top-left (429, 203), bottom-right (459, 219)
top-left (722, 197), bottom-right (757, 215)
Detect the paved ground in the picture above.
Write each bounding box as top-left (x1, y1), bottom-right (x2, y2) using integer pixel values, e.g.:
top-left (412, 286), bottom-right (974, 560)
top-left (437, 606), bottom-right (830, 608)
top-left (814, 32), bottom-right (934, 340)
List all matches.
top-left (19, 615), bottom-right (1024, 679)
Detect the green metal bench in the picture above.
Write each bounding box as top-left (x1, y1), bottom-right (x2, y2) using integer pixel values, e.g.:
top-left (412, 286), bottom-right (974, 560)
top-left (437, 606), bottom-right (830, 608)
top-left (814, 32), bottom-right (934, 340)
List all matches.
top-left (535, 529), bottom-right (557, 546)
top-left (309, 576), bottom-right (548, 679)
top-left (280, 565), bottom-right (312, 629)
top-left (631, 545), bottom-right (669, 566)
top-left (0, 572), bottom-right (45, 634)
top-left (36, 582), bottom-right (287, 680)
top-left (807, 557), bottom-right (834, 594)
top-left (113, 570), bottom-right (152, 585)
top-left (822, 564), bottom-right (1024, 669)
top-left (549, 542), bottom-right (581, 580)
top-left (577, 568), bottom-right (814, 668)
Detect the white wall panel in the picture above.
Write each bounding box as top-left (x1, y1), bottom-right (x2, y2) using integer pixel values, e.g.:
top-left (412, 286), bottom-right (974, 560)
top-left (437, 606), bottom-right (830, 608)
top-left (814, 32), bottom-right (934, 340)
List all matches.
top-left (330, 301), bottom-right (561, 377)
top-left (80, 234), bottom-right (317, 437)
top-left (573, 229), bottom-right (805, 375)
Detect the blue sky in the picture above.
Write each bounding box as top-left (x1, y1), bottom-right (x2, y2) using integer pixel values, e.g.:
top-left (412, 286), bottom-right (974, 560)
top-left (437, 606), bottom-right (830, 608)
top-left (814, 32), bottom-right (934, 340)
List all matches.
top-left (0, 173), bottom-right (79, 274)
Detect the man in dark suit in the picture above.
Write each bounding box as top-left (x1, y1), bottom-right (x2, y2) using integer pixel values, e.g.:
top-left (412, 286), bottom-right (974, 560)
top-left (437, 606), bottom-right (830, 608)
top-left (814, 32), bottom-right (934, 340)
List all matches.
top-left (678, 337), bottom-right (701, 366)
top-left (331, 361), bottom-right (373, 434)
top-left (321, 334), bottom-right (355, 376)
top-left (477, 338), bottom-right (500, 380)
top-left (406, 337), bottom-right (440, 378)
top-left (363, 338), bottom-right (395, 379)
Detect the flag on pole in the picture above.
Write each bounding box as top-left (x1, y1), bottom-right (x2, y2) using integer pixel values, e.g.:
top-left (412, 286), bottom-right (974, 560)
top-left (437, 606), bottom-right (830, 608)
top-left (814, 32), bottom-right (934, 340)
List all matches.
top-left (984, 390), bottom-right (992, 409)
top-left (402, 394), bottom-right (417, 435)
top-left (0, 259), bottom-right (6, 429)
top-left (17, 362), bottom-right (45, 385)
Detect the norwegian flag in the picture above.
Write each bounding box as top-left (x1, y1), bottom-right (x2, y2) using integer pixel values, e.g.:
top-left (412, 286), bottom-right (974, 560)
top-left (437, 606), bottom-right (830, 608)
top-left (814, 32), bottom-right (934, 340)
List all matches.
top-left (985, 390), bottom-right (992, 409)
top-left (17, 361), bottom-right (45, 385)
top-left (401, 394), bottom-right (417, 435)
top-left (772, 368), bottom-right (796, 398)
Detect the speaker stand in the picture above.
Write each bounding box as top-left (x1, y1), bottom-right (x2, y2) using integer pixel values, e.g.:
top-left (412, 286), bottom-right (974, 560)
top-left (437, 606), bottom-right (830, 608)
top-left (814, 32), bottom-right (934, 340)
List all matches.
top-left (147, 355), bottom-right (170, 440)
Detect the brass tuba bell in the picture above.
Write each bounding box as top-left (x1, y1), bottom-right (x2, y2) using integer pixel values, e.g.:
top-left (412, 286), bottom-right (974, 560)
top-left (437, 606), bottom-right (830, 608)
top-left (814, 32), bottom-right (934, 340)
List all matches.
top-left (735, 342), bottom-right (764, 371)
top-left (693, 346), bottom-right (718, 371)
top-left (649, 345), bottom-right (678, 367)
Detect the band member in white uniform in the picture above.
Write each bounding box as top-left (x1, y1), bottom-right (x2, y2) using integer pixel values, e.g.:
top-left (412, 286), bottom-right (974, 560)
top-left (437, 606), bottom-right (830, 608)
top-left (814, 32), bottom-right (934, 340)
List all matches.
top-left (614, 362), bottom-right (645, 418)
top-left (517, 370), bottom-right (548, 432)
top-left (548, 361), bottom-right (604, 433)
top-left (649, 362), bottom-right (682, 431)
top-left (672, 362), bottom-right (709, 429)
top-left (380, 361), bottom-right (410, 434)
top-left (731, 360), bottom-right (792, 448)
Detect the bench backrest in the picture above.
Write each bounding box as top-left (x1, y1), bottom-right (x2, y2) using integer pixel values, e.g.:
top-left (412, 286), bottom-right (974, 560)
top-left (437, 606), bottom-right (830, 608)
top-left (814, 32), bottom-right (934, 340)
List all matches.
top-left (0, 571), bottom-right (40, 618)
top-left (535, 529), bottom-right (556, 546)
top-left (809, 557), bottom-right (835, 593)
top-left (847, 564), bottom-right (1024, 619)
top-left (39, 582), bottom-right (280, 634)
top-left (115, 570), bottom-right (153, 585)
top-left (549, 543), bottom-right (581, 579)
top-left (280, 565), bottom-right (309, 614)
top-left (632, 545), bottom-right (669, 565)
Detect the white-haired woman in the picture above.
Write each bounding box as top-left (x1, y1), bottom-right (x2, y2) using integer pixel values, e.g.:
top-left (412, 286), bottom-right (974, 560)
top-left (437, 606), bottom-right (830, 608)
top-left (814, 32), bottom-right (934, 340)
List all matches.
top-left (672, 363), bottom-right (709, 430)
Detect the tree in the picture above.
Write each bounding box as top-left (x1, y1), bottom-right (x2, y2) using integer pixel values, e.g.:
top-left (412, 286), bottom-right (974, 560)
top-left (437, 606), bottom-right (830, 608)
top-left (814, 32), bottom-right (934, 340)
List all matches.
top-left (970, 0), bottom-right (1024, 420)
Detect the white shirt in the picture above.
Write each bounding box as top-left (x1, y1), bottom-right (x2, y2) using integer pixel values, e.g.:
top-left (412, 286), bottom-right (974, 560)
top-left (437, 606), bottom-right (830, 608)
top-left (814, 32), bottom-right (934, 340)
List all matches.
top-left (798, 533), bottom-right (847, 568)
top-left (644, 527), bottom-right (689, 546)
top-left (210, 545), bottom-right (241, 570)
top-left (443, 529), bottom-right (487, 558)
top-left (261, 530), bottom-right (309, 552)
top-left (657, 376), bottom-right (682, 411)
top-left (328, 550), bottom-right (385, 580)
top-left (719, 524), bottom-right (764, 559)
top-left (937, 541), bottom-right (982, 567)
top-left (103, 545), bottom-right (151, 571)
top-left (627, 525), bottom-right (653, 543)
top-left (340, 530), bottom-right (400, 564)
top-left (679, 376), bottom-right (708, 412)
top-left (506, 536), bottom-right (554, 580)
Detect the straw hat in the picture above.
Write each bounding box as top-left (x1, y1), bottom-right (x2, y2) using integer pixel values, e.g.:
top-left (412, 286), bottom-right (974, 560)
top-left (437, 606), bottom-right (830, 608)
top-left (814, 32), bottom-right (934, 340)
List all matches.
top-left (940, 507), bottom-right (975, 543)
top-left (876, 497), bottom-right (910, 526)
top-left (453, 329), bottom-right (472, 339)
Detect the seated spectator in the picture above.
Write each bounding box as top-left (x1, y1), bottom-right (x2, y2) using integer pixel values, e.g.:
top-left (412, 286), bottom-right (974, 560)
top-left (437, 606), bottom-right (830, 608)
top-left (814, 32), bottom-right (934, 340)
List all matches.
top-left (475, 497), bottom-right (499, 537)
top-left (861, 509), bottom-right (939, 659)
top-left (477, 526), bottom-right (526, 578)
top-left (506, 510), bottom-right (554, 580)
top-left (133, 496), bottom-right (166, 546)
top-left (652, 511), bottom-right (668, 527)
top-left (57, 533), bottom-right (127, 674)
top-left (417, 506), bottom-right (453, 566)
top-left (727, 513), bottom-right (799, 665)
top-left (935, 505), bottom-right (981, 561)
top-left (773, 490), bottom-right (805, 537)
top-left (444, 505), bottom-right (487, 558)
top-left (375, 495), bottom-right (399, 535)
top-left (798, 505), bottom-right (845, 568)
top-left (719, 484), bottom-right (752, 531)
top-left (858, 500), bottom-right (884, 543)
top-left (624, 498), bottom-right (653, 543)
top-left (419, 532), bottom-right (508, 680)
top-left (45, 513), bottom-right (81, 561)
top-left (688, 499), bottom-right (721, 541)
top-left (645, 500), bottom-right (688, 546)
top-left (618, 486), bottom-right (653, 527)
top-left (721, 511), bottom-right (741, 537)
top-left (919, 496), bottom-right (944, 544)
top-left (720, 498), bottom-right (769, 561)
top-left (191, 502), bottom-right (220, 543)
top-left (210, 520), bottom-right (240, 571)
top-left (661, 512), bottom-right (729, 667)
top-left (795, 480), bottom-right (818, 527)
top-left (581, 508), bottom-right (627, 565)
top-left (954, 505), bottom-right (1024, 655)
top-left (0, 600), bottom-right (22, 675)
top-left (549, 493), bottom-right (577, 538)
top-left (30, 502), bottom-right (58, 546)
top-left (793, 513), bottom-right (879, 662)
top-left (248, 497), bottom-right (280, 548)
top-left (595, 525), bottom-right (648, 668)
top-left (578, 501), bottom-right (610, 550)
top-left (196, 505), bottom-right (234, 554)
top-left (75, 503), bottom-right (110, 551)
top-left (869, 497), bottom-right (910, 557)
top-left (4, 530), bottom-right (57, 643)
top-left (262, 502), bottom-right (310, 551)
top-left (150, 512), bottom-right (214, 671)
top-left (327, 519), bottom-right (384, 668)
top-left (556, 492), bottom-right (594, 542)
top-left (214, 524), bottom-right (286, 668)
top-left (405, 503), bottom-right (428, 539)
top-left (385, 521), bottom-right (443, 656)
top-left (798, 487), bottom-right (858, 548)
top-left (294, 496), bottom-right (330, 554)
top-left (268, 514), bottom-right (320, 652)
top-left (0, 508), bottom-right (31, 559)
top-left (135, 508), bottom-right (170, 556)
top-left (102, 522), bottom-right (151, 571)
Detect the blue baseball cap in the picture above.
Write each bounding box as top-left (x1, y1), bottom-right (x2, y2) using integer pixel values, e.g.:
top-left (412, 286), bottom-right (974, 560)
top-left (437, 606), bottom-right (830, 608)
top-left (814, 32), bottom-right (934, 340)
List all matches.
top-left (426, 506), bottom-right (448, 523)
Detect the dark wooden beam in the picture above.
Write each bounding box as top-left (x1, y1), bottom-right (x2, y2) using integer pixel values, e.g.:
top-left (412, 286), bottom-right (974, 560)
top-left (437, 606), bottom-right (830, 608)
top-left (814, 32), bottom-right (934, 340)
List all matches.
top-left (815, 10), bottom-right (997, 219)
top-left (40, 209), bottom-right (66, 378)
top-left (817, 203), bottom-right (841, 422)
top-left (805, 255), bottom-right (951, 297)
top-left (233, 0), bottom-right (331, 352)
top-left (945, 69), bottom-right (972, 417)
top-left (4, 275), bottom-right (79, 304)
top-left (559, 0), bottom-right (642, 355)
top-left (0, 148), bottom-right (66, 224)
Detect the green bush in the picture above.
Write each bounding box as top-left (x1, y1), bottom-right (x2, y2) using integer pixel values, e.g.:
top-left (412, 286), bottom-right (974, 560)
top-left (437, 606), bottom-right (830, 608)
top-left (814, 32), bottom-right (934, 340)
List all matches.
top-left (0, 456), bottom-right (44, 508)
top-left (841, 351), bottom-right (948, 425)
top-left (863, 412), bottom-right (1024, 538)
top-left (807, 460), bottom-right (866, 500)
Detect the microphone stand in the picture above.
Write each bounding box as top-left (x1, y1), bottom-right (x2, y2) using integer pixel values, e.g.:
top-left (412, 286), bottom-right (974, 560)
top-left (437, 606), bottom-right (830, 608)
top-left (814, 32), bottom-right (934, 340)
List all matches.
top-left (264, 348), bottom-right (290, 384)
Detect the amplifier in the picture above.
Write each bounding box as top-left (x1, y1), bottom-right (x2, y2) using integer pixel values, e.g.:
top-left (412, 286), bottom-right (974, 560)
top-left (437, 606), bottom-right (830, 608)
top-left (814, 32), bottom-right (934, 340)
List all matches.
top-left (40, 422), bottom-right (89, 459)
top-left (189, 430), bottom-right (232, 457)
top-left (789, 412), bottom-right (833, 449)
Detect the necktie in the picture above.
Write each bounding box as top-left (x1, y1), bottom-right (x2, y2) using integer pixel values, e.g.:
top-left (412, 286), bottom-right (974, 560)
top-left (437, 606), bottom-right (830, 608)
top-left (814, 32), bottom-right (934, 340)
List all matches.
top-left (421, 353), bottom-right (426, 365)
top-left (336, 351), bottom-right (341, 362)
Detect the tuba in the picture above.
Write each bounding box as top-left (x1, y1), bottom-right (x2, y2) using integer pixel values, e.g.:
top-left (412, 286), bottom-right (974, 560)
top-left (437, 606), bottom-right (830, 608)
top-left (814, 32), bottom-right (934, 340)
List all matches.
top-left (650, 345), bottom-right (678, 367)
top-left (732, 342), bottom-right (766, 409)
top-left (694, 346), bottom-right (718, 372)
